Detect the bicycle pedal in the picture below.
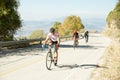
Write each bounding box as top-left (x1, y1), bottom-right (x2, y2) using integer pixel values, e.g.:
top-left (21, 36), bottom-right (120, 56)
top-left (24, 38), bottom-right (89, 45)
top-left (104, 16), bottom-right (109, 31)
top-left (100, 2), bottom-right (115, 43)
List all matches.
top-left (54, 60), bottom-right (57, 66)
top-left (54, 63), bottom-right (57, 66)
top-left (48, 54), bottom-right (51, 57)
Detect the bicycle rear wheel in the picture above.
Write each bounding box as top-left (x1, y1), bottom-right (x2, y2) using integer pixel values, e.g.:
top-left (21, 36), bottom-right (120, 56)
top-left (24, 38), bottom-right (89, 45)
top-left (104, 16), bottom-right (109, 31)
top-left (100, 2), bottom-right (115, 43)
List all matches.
top-left (73, 41), bottom-right (78, 49)
top-left (46, 52), bottom-right (52, 70)
top-left (85, 37), bottom-right (88, 43)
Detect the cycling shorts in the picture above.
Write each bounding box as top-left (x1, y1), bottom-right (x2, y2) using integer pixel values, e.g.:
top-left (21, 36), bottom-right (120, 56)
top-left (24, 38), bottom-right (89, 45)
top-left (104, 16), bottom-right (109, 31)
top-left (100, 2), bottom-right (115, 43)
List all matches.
top-left (51, 41), bottom-right (58, 45)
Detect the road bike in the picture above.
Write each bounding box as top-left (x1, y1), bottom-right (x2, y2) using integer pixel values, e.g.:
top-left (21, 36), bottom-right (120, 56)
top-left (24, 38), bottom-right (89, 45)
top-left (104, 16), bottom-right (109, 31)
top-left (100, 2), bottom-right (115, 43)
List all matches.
top-left (73, 39), bottom-right (79, 49)
top-left (42, 44), bottom-right (57, 70)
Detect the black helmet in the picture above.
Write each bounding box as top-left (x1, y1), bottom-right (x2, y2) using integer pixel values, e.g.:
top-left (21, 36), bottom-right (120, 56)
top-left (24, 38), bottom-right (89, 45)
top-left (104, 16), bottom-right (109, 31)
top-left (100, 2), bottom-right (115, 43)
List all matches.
top-left (50, 28), bottom-right (55, 33)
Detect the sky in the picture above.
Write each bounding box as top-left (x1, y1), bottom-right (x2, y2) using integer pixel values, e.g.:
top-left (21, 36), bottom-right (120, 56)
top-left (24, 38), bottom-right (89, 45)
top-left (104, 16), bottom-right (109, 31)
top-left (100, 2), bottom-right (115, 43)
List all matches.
top-left (18, 0), bottom-right (118, 21)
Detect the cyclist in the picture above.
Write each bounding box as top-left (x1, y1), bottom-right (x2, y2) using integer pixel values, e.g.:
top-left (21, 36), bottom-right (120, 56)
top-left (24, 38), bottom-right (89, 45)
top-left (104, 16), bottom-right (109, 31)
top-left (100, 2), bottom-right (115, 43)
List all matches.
top-left (73, 30), bottom-right (79, 46)
top-left (42, 28), bottom-right (60, 66)
top-left (84, 30), bottom-right (89, 43)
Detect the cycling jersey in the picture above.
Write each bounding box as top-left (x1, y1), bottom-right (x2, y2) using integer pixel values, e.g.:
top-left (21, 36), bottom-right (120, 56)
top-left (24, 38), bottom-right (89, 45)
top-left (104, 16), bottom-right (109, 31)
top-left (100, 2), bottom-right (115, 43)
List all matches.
top-left (73, 32), bottom-right (79, 38)
top-left (46, 33), bottom-right (59, 42)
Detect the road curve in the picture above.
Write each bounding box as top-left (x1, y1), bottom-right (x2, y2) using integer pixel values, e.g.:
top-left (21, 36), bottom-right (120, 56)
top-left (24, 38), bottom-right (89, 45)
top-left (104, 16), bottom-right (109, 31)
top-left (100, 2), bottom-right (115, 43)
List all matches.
top-left (0, 33), bottom-right (111, 80)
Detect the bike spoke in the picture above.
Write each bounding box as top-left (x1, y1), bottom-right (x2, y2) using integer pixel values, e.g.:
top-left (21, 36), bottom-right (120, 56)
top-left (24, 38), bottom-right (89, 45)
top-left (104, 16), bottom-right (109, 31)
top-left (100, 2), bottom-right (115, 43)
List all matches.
top-left (46, 52), bottom-right (52, 70)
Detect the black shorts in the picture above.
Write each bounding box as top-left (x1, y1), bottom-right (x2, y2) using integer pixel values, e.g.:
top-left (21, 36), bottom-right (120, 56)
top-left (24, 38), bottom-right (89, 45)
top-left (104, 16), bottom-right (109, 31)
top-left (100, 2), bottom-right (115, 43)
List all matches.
top-left (52, 41), bottom-right (58, 45)
top-left (51, 41), bottom-right (59, 47)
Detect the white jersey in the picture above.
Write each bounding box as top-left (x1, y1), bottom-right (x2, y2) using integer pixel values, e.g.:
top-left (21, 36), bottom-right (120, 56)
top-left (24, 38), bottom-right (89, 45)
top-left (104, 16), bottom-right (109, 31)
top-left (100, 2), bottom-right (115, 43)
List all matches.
top-left (46, 33), bottom-right (59, 42)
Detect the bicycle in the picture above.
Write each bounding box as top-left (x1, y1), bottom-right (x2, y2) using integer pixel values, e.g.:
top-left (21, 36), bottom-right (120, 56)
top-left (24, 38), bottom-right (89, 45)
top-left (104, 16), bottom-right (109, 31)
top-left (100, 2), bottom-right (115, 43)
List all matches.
top-left (42, 44), bottom-right (57, 70)
top-left (73, 39), bottom-right (79, 49)
top-left (84, 35), bottom-right (89, 43)
top-left (73, 34), bottom-right (84, 49)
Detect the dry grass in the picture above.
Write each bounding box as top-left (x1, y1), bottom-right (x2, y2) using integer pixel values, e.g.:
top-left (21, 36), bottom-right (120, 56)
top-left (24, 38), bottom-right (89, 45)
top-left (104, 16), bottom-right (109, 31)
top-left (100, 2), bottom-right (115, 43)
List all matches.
top-left (103, 29), bottom-right (120, 39)
top-left (90, 41), bottom-right (120, 80)
top-left (29, 41), bottom-right (41, 45)
top-left (91, 28), bottom-right (120, 80)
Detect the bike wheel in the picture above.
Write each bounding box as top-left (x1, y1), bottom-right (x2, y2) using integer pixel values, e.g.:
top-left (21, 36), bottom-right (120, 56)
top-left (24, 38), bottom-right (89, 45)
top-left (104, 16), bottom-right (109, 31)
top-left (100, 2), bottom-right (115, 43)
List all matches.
top-left (85, 37), bottom-right (88, 43)
top-left (73, 41), bottom-right (78, 49)
top-left (73, 43), bottom-right (76, 50)
top-left (46, 52), bottom-right (52, 70)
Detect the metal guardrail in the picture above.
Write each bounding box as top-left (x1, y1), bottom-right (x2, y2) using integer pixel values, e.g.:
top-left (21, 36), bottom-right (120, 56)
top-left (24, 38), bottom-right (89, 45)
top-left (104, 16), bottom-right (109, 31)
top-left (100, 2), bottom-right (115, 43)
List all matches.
top-left (0, 38), bottom-right (44, 47)
top-left (0, 36), bottom-right (72, 48)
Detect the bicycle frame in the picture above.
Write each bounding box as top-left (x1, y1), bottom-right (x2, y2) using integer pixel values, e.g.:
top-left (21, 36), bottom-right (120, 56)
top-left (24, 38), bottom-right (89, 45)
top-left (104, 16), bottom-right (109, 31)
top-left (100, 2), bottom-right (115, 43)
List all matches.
top-left (46, 44), bottom-right (57, 70)
top-left (73, 39), bottom-right (79, 50)
top-left (48, 45), bottom-right (56, 53)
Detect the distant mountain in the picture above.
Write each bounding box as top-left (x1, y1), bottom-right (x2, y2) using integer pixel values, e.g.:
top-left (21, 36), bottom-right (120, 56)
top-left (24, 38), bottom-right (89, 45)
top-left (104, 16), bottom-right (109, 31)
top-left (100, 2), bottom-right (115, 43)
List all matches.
top-left (82, 18), bottom-right (106, 32)
top-left (15, 21), bottom-right (55, 37)
top-left (23, 20), bottom-right (55, 32)
top-left (15, 17), bottom-right (106, 37)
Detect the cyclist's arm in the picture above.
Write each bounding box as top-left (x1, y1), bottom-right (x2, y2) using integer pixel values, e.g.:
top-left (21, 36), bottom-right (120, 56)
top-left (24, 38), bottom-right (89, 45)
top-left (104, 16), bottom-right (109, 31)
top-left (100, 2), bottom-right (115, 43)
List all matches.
top-left (42, 35), bottom-right (49, 44)
top-left (57, 33), bottom-right (60, 45)
top-left (57, 37), bottom-right (60, 45)
top-left (72, 33), bottom-right (75, 39)
top-left (44, 38), bottom-right (49, 44)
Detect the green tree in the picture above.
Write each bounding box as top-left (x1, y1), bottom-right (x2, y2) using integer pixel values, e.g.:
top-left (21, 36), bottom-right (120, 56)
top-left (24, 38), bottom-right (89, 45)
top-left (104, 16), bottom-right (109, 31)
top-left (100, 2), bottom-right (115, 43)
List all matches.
top-left (58, 15), bottom-right (84, 36)
top-left (106, 1), bottom-right (120, 29)
top-left (29, 30), bottom-right (45, 39)
top-left (104, 1), bottom-right (120, 38)
top-left (0, 0), bottom-right (21, 41)
top-left (52, 21), bottom-right (61, 33)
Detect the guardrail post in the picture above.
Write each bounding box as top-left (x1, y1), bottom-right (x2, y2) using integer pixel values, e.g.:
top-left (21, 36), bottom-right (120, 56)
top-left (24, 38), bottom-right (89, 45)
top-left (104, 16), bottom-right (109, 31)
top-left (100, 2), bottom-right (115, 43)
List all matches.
top-left (0, 42), bottom-right (2, 51)
top-left (0, 36), bottom-right (73, 50)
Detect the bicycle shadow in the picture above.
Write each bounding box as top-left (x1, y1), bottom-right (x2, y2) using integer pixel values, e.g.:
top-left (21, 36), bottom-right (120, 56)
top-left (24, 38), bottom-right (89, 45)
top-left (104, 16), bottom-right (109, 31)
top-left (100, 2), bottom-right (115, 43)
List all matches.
top-left (53, 64), bottom-right (108, 71)
top-left (59, 44), bottom-right (100, 49)
top-left (79, 64), bottom-right (108, 69)
top-left (0, 44), bottom-right (44, 57)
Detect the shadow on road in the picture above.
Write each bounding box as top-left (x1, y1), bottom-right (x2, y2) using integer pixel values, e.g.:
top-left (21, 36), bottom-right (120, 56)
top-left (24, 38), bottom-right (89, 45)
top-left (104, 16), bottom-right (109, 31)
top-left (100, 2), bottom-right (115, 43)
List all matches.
top-left (59, 44), bottom-right (104, 49)
top-left (0, 44), bottom-right (105, 57)
top-left (80, 64), bottom-right (108, 69)
top-left (0, 39), bottom-right (106, 57)
top-left (55, 64), bottom-right (108, 70)
top-left (0, 44), bottom-right (43, 57)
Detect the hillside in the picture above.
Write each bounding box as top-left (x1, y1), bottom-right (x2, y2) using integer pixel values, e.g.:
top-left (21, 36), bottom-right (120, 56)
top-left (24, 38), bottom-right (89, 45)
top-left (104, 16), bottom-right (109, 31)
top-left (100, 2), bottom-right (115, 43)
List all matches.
top-left (91, 1), bottom-right (120, 80)
top-left (15, 18), bottom-right (105, 37)
top-left (104, 1), bottom-right (120, 38)
top-left (106, 1), bottom-right (120, 29)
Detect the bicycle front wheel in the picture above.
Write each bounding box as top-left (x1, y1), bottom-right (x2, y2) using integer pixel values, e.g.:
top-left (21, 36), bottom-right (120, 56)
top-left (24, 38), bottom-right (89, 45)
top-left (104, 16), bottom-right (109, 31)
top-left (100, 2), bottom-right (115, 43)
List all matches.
top-left (73, 41), bottom-right (78, 49)
top-left (46, 52), bottom-right (52, 70)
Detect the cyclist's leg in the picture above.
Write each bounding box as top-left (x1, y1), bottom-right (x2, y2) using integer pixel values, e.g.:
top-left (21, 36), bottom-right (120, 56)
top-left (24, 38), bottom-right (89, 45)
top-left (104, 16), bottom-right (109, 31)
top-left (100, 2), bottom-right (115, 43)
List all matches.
top-left (75, 39), bottom-right (78, 46)
top-left (73, 38), bottom-right (77, 48)
top-left (73, 38), bottom-right (76, 45)
top-left (85, 35), bottom-right (88, 43)
top-left (85, 36), bottom-right (87, 43)
top-left (48, 39), bottom-right (52, 45)
top-left (76, 38), bottom-right (79, 45)
top-left (48, 43), bottom-right (52, 52)
top-left (87, 36), bottom-right (89, 42)
top-left (54, 44), bottom-right (59, 65)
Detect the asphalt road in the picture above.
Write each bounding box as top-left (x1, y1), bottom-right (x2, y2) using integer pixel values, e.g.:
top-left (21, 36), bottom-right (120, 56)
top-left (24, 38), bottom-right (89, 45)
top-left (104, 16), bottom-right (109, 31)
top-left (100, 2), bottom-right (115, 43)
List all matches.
top-left (0, 33), bottom-right (111, 80)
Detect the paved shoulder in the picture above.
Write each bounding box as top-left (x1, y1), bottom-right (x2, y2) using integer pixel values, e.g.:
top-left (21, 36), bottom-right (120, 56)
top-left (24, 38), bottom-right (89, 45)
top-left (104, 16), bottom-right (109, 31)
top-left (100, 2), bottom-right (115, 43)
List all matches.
top-left (0, 33), bottom-right (111, 80)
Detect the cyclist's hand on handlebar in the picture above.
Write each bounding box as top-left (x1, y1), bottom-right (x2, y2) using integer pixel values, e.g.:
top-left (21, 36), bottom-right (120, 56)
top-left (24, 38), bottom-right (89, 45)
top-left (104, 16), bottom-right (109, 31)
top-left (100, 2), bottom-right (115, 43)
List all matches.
top-left (42, 41), bottom-right (45, 45)
top-left (41, 41), bottom-right (46, 49)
